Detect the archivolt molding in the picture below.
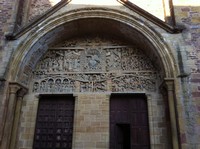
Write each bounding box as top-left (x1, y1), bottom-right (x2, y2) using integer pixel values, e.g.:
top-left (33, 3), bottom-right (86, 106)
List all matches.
top-left (9, 7), bottom-right (177, 86)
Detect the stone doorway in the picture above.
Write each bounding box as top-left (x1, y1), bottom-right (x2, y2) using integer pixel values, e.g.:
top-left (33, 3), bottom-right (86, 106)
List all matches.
top-left (3, 10), bottom-right (180, 149)
top-left (25, 36), bottom-right (169, 149)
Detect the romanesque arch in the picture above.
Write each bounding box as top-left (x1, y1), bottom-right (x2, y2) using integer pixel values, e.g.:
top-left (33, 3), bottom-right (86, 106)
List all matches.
top-left (4, 8), bottom-right (180, 149)
top-left (9, 8), bottom-right (177, 82)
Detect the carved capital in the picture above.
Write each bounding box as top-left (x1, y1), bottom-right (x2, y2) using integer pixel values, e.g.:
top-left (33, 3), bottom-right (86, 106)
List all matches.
top-left (9, 82), bottom-right (28, 95)
top-left (9, 84), bottom-right (21, 94)
top-left (164, 78), bottom-right (174, 91)
top-left (17, 88), bottom-right (28, 98)
top-left (160, 78), bottom-right (174, 92)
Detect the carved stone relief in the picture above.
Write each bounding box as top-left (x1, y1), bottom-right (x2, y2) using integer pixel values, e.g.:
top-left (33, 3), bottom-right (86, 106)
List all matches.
top-left (105, 48), bottom-right (121, 71)
top-left (33, 76), bottom-right (75, 93)
top-left (83, 48), bottom-right (105, 72)
top-left (35, 49), bottom-right (82, 74)
top-left (32, 38), bottom-right (158, 93)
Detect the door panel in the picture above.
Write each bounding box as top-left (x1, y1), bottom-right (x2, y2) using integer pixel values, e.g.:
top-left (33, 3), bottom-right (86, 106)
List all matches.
top-left (110, 94), bottom-right (150, 149)
top-left (33, 95), bottom-right (75, 149)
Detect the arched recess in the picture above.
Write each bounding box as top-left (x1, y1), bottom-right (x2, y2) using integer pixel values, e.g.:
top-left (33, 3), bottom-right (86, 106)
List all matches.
top-left (8, 8), bottom-right (177, 82)
top-left (4, 8), bottom-right (180, 149)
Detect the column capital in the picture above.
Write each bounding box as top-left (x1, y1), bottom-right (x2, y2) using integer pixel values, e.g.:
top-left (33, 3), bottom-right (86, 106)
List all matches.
top-left (17, 88), bottom-right (28, 98)
top-left (9, 82), bottom-right (28, 95)
top-left (9, 84), bottom-right (21, 94)
top-left (160, 78), bottom-right (174, 91)
top-left (164, 78), bottom-right (174, 91)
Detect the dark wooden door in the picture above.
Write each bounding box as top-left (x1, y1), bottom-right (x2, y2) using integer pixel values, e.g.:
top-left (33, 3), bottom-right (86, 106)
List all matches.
top-left (110, 94), bottom-right (150, 149)
top-left (33, 95), bottom-right (75, 149)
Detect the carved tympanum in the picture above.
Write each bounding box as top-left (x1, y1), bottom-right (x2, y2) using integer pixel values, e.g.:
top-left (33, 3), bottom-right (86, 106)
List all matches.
top-left (32, 37), bottom-right (158, 93)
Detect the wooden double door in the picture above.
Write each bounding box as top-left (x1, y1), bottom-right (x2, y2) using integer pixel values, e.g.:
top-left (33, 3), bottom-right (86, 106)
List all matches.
top-left (33, 95), bottom-right (75, 149)
top-left (110, 94), bottom-right (150, 149)
top-left (32, 94), bottom-right (150, 149)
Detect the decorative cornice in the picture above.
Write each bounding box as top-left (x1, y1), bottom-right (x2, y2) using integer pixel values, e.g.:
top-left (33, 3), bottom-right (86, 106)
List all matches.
top-left (5, 0), bottom-right (71, 40)
top-left (118, 0), bottom-right (183, 33)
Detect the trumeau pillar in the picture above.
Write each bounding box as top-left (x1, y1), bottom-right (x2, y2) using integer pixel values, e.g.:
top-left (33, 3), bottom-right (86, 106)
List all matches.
top-left (0, 82), bottom-right (27, 149)
top-left (163, 78), bottom-right (179, 149)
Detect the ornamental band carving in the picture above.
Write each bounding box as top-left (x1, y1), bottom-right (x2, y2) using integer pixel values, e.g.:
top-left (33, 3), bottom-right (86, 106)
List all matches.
top-left (32, 38), bottom-right (158, 93)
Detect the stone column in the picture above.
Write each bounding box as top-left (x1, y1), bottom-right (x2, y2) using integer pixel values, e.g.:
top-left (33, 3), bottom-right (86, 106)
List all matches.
top-left (9, 88), bottom-right (28, 149)
top-left (164, 79), bottom-right (179, 149)
top-left (0, 83), bottom-right (27, 149)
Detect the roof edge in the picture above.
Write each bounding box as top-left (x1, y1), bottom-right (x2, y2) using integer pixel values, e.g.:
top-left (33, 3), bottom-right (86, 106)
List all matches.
top-left (118, 0), bottom-right (183, 34)
top-left (5, 0), bottom-right (184, 40)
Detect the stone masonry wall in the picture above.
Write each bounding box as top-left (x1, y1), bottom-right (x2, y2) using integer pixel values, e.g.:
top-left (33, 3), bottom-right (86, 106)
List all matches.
top-left (0, 0), bottom-right (15, 78)
top-left (16, 94), bottom-right (39, 149)
top-left (73, 94), bottom-right (109, 149)
top-left (173, 0), bottom-right (200, 148)
top-left (0, 0), bottom-right (16, 144)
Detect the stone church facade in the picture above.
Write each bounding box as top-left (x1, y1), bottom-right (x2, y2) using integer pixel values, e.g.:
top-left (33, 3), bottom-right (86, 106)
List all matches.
top-left (0, 0), bottom-right (200, 149)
